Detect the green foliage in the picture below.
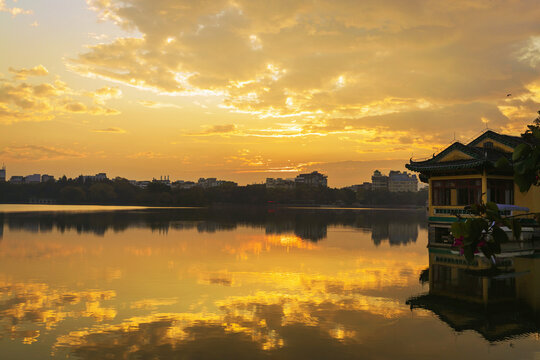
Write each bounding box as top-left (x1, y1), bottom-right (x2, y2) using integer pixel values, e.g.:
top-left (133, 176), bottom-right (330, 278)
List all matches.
top-left (88, 183), bottom-right (117, 203)
top-left (451, 201), bottom-right (519, 265)
top-left (60, 186), bottom-right (86, 203)
top-left (494, 156), bottom-right (511, 171)
top-left (511, 112), bottom-right (540, 192)
top-left (0, 180), bottom-right (427, 207)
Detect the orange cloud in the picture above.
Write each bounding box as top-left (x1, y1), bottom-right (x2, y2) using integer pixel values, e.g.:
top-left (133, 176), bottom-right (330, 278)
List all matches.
top-left (0, 145), bottom-right (87, 160)
top-left (0, 68), bottom-right (121, 123)
top-left (0, 0), bottom-right (32, 17)
top-left (92, 127), bottom-right (126, 133)
top-left (9, 65), bottom-right (48, 80)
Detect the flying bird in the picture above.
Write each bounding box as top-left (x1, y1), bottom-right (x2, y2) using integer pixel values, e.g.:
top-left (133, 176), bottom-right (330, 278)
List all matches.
top-left (506, 93), bottom-right (512, 97)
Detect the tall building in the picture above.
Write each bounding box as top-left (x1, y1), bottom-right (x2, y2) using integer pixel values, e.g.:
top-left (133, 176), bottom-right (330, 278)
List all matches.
top-left (0, 164), bottom-right (5, 182)
top-left (371, 170), bottom-right (388, 190)
top-left (388, 171), bottom-right (418, 192)
top-left (295, 171), bottom-right (328, 187)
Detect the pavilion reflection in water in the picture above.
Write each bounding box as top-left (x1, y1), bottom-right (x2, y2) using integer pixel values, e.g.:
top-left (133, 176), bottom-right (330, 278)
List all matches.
top-left (408, 231), bottom-right (540, 342)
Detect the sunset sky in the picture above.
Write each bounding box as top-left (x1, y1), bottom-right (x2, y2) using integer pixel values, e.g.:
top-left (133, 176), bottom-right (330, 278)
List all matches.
top-left (1, 0), bottom-right (540, 186)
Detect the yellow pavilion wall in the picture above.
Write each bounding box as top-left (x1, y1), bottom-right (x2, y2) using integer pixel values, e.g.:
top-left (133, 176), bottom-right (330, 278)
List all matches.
top-left (428, 173), bottom-right (540, 217)
top-left (514, 184), bottom-right (540, 213)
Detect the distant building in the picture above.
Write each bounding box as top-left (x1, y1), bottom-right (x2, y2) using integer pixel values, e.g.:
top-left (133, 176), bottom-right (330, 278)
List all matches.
top-left (348, 182), bottom-right (372, 191)
top-left (0, 164), bottom-right (5, 182)
top-left (172, 180), bottom-right (196, 189)
top-left (388, 171), bottom-right (418, 192)
top-left (41, 174), bottom-right (55, 182)
top-left (9, 176), bottom-right (24, 184)
top-left (136, 181), bottom-right (151, 189)
top-left (82, 173), bottom-right (108, 182)
top-left (198, 178), bottom-right (218, 187)
top-left (24, 174), bottom-right (41, 184)
top-left (197, 178), bottom-right (237, 188)
top-left (371, 170), bottom-right (388, 190)
top-left (154, 176), bottom-right (171, 186)
top-left (266, 178), bottom-right (295, 189)
top-left (295, 171), bottom-right (328, 187)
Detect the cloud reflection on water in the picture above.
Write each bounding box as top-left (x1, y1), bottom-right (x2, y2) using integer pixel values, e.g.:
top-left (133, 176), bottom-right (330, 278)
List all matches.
top-left (3, 208), bottom-right (536, 359)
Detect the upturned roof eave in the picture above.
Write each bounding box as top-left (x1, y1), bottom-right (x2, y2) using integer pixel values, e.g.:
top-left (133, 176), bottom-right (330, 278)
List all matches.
top-left (405, 159), bottom-right (487, 173)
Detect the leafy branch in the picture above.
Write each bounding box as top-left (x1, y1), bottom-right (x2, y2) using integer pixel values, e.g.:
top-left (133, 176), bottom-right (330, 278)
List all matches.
top-left (497, 111), bottom-right (540, 192)
top-left (450, 202), bottom-right (526, 265)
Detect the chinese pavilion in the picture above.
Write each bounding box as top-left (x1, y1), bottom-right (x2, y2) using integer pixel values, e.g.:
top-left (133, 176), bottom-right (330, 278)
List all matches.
top-left (407, 130), bottom-right (539, 222)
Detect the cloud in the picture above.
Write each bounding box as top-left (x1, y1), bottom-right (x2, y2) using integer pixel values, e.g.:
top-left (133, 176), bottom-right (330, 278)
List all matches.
top-left (74, 0), bottom-right (540, 130)
top-left (201, 124), bottom-right (237, 134)
top-left (0, 145), bottom-right (87, 160)
top-left (0, 280), bottom-right (116, 344)
top-left (130, 298), bottom-right (178, 310)
top-left (89, 86), bottom-right (122, 104)
top-left (138, 100), bottom-right (182, 109)
top-left (64, 101), bottom-right (87, 112)
top-left (127, 151), bottom-right (176, 159)
top-left (0, 68), bottom-right (121, 123)
top-left (92, 127), bottom-right (126, 133)
top-left (9, 65), bottom-right (48, 80)
top-left (0, 0), bottom-right (32, 16)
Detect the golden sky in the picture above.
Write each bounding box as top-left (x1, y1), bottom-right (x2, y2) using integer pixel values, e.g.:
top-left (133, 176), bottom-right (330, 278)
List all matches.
top-left (1, 0), bottom-right (540, 186)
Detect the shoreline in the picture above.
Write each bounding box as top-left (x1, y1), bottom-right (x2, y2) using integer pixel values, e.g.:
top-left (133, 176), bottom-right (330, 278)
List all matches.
top-left (0, 203), bottom-right (426, 214)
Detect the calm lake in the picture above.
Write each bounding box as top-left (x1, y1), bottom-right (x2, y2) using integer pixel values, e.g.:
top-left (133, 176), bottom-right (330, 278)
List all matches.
top-left (0, 205), bottom-right (538, 359)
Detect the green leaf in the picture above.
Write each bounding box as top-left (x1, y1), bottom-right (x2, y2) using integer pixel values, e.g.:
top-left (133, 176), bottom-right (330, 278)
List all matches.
top-left (463, 245), bottom-right (475, 264)
top-left (469, 204), bottom-right (482, 215)
top-left (485, 202), bottom-right (501, 221)
top-left (487, 238), bottom-right (501, 254)
top-left (486, 202), bottom-right (498, 212)
top-left (514, 173), bottom-right (532, 192)
top-left (513, 143), bottom-right (531, 162)
top-left (480, 243), bottom-right (494, 258)
top-left (492, 225), bottom-right (509, 244)
top-left (516, 157), bottom-right (535, 175)
top-left (467, 218), bottom-right (488, 246)
top-left (495, 156), bottom-right (511, 170)
top-left (511, 219), bottom-right (522, 241)
top-left (532, 127), bottom-right (540, 140)
top-left (451, 221), bottom-right (469, 238)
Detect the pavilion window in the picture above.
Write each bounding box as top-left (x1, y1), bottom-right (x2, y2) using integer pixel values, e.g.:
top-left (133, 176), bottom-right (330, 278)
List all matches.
top-left (487, 179), bottom-right (514, 204)
top-left (432, 180), bottom-right (452, 205)
top-left (456, 179), bottom-right (482, 205)
top-left (432, 179), bottom-right (481, 206)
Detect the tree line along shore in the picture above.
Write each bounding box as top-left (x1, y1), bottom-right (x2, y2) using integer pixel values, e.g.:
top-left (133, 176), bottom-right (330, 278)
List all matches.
top-left (0, 178), bottom-right (428, 207)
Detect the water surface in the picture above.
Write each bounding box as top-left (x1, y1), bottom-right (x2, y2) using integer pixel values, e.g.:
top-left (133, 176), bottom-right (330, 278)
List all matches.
top-left (0, 206), bottom-right (538, 359)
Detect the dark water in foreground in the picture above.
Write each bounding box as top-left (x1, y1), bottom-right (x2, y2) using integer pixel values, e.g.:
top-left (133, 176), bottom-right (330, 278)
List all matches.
top-left (0, 206), bottom-right (538, 359)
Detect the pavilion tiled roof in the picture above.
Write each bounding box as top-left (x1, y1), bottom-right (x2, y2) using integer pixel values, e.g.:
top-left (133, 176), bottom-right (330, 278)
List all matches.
top-left (406, 130), bottom-right (521, 174)
top-left (467, 130), bottom-right (525, 148)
